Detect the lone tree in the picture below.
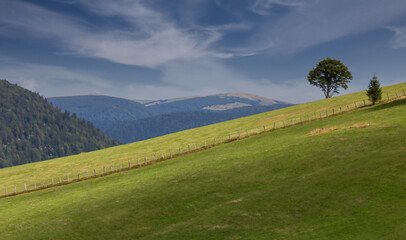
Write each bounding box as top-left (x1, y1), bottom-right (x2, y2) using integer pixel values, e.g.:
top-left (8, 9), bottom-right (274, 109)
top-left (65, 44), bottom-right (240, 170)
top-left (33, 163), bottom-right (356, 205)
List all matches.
top-left (307, 58), bottom-right (353, 98)
top-left (366, 74), bottom-right (382, 105)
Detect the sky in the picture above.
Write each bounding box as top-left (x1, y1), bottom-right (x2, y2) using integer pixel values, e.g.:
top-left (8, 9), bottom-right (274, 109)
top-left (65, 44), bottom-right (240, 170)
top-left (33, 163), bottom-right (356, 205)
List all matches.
top-left (1, 0), bottom-right (406, 103)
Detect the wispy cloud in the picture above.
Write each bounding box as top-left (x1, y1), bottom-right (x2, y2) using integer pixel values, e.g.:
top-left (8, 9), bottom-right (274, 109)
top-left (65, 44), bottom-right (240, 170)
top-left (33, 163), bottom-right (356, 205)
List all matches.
top-left (0, 60), bottom-right (112, 96)
top-left (250, 0), bottom-right (406, 54)
top-left (388, 25), bottom-right (406, 49)
top-left (250, 0), bottom-right (306, 15)
top-left (1, 0), bottom-right (406, 103)
top-left (0, 0), bottom-right (244, 68)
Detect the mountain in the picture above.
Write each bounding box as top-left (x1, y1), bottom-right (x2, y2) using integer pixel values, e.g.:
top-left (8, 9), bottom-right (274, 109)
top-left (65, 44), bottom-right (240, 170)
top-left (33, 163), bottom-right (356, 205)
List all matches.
top-left (144, 92), bottom-right (291, 115)
top-left (48, 93), bottom-right (293, 143)
top-left (48, 95), bottom-right (152, 122)
top-left (100, 104), bottom-right (292, 143)
top-left (0, 80), bottom-right (118, 168)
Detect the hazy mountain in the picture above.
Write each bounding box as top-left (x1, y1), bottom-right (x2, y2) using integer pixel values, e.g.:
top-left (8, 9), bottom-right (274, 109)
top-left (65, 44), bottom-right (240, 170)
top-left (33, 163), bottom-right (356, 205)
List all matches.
top-left (144, 93), bottom-right (291, 115)
top-left (0, 80), bottom-right (119, 168)
top-left (99, 104), bottom-right (294, 144)
top-left (49, 95), bottom-right (152, 122)
top-left (49, 93), bottom-right (293, 143)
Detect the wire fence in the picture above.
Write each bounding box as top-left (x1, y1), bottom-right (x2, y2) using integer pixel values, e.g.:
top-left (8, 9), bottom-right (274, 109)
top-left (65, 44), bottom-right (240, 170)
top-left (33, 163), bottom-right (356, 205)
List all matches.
top-left (1, 88), bottom-right (405, 199)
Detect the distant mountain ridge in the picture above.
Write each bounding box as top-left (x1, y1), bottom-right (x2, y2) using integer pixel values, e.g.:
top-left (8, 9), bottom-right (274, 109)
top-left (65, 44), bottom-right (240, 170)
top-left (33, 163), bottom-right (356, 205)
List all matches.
top-left (99, 104), bottom-right (293, 144)
top-left (49, 93), bottom-right (293, 143)
top-left (49, 95), bottom-right (151, 122)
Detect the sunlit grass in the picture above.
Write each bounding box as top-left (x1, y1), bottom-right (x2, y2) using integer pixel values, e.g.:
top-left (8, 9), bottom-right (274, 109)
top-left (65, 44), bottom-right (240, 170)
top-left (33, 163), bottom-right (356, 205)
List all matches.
top-left (0, 97), bottom-right (405, 239)
top-left (0, 82), bottom-right (405, 193)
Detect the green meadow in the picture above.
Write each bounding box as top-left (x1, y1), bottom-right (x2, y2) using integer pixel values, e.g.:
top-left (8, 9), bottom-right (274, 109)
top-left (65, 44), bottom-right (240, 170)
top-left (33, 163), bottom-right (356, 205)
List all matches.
top-left (0, 82), bottom-right (405, 191)
top-left (0, 94), bottom-right (405, 239)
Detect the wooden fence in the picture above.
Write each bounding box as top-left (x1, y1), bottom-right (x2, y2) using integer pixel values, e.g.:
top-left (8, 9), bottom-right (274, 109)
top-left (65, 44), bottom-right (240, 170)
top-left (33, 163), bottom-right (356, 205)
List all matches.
top-left (1, 88), bottom-right (405, 199)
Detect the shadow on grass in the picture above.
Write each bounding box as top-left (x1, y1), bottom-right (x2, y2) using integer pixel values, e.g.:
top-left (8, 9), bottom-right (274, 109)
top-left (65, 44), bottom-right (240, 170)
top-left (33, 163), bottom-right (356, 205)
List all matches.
top-left (361, 98), bottom-right (406, 113)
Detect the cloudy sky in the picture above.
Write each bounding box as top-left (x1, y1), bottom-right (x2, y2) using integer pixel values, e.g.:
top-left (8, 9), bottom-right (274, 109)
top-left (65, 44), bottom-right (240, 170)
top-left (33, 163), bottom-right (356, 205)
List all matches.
top-left (1, 0), bottom-right (406, 103)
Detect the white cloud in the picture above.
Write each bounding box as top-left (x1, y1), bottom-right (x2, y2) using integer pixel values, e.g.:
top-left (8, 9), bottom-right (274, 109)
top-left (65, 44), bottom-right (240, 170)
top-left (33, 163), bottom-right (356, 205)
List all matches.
top-left (250, 0), bottom-right (406, 54)
top-left (388, 25), bottom-right (406, 48)
top-left (0, 0), bottom-right (240, 68)
top-left (161, 58), bottom-right (323, 103)
top-left (250, 0), bottom-right (306, 15)
top-left (0, 61), bottom-right (112, 96)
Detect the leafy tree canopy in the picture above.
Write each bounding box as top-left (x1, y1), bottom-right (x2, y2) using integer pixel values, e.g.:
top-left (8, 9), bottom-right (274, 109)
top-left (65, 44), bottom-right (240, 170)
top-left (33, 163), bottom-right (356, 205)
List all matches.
top-left (307, 58), bottom-right (353, 98)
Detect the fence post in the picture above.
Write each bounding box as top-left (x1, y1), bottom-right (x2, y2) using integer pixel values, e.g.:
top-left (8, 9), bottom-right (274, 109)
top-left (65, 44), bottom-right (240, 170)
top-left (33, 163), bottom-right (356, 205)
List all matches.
top-left (59, 177), bottom-right (61, 183)
top-left (347, 105), bottom-right (349, 110)
top-left (154, 154), bottom-right (156, 160)
top-left (111, 166), bottom-right (114, 172)
top-left (354, 102), bottom-right (357, 108)
top-left (340, 107), bottom-right (342, 113)
top-left (396, 91), bottom-right (398, 97)
top-left (103, 166), bottom-right (106, 173)
top-left (204, 140), bottom-right (207, 147)
top-left (319, 112), bottom-right (322, 119)
top-left (78, 173), bottom-right (80, 179)
top-left (24, 183), bottom-right (27, 191)
top-left (256, 128), bottom-right (258, 134)
top-left (86, 170), bottom-right (89, 177)
top-left (179, 147), bottom-right (181, 153)
top-left (194, 144), bottom-right (197, 150)
top-left (52, 178), bottom-right (54, 185)
top-left (162, 152), bottom-right (165, 159)
top-left (283, 121), bottom-right (285, 127)
top-left (307, 114), bottom-right (310, 121)
top-left (94, 169), bottom-right (96, 176)
top-left (239, 131), bottom-right (241, 138)
top-left (170, 149), bottom-right (172, 158)
top-left (137, 159), bottom-right (139, 165)
top-left (128, 161), bottom-right (131, 168)
top-left (188, 145), bottom-right (190, 152)
top-left (263, 125), bottom-right (266, 132)
top-left (144, 157), bottom-right (147, 163)
top-left (34, 183), bottom-right (37, 189)
top-left (363, 100), bottom-right (366, 106)
top-left (274, 122), bottom-right (276, 129)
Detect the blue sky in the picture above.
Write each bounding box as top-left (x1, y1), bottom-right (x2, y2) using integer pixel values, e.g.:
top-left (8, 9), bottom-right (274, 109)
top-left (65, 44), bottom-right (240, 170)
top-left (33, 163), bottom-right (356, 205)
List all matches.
top-left (1, 0), bottom-right (406, 103)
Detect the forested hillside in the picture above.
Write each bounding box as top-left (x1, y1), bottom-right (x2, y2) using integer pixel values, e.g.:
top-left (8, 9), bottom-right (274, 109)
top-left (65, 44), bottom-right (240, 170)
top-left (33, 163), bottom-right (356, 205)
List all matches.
top-left (0, 80), bottom-right (118, 168)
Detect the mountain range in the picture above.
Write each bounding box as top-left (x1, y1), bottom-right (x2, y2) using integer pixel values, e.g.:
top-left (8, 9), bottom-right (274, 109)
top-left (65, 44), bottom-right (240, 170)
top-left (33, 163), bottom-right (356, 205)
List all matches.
top-left (49, 93), bottom-right (293, 143)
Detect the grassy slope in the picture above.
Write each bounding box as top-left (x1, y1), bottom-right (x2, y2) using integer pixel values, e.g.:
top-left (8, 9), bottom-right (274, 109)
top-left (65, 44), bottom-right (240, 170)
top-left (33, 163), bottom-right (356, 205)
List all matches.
top-left (0, 98), bottom-right (405, 239)
top-left (0, 82), bottom-right (405, 191)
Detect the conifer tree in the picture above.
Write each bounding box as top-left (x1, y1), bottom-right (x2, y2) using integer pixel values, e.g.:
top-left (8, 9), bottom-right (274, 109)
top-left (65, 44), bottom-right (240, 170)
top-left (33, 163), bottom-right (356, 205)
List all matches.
top-left (366, 74), bottom-right (382, 105)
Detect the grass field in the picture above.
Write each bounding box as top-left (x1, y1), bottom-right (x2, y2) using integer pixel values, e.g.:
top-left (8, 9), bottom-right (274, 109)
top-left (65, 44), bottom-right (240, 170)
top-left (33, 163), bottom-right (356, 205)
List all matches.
top-left (0, 96), bottom-right (405, 239)
top-left (0, 82), bottom-right (405, 194)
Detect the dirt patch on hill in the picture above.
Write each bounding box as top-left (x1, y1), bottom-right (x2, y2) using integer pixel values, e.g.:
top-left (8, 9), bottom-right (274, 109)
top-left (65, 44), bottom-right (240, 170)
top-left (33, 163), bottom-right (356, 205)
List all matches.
top-left (308, 127), bottom-right (339, 136)
top-left (351, 122), bottom-right (371, 128)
